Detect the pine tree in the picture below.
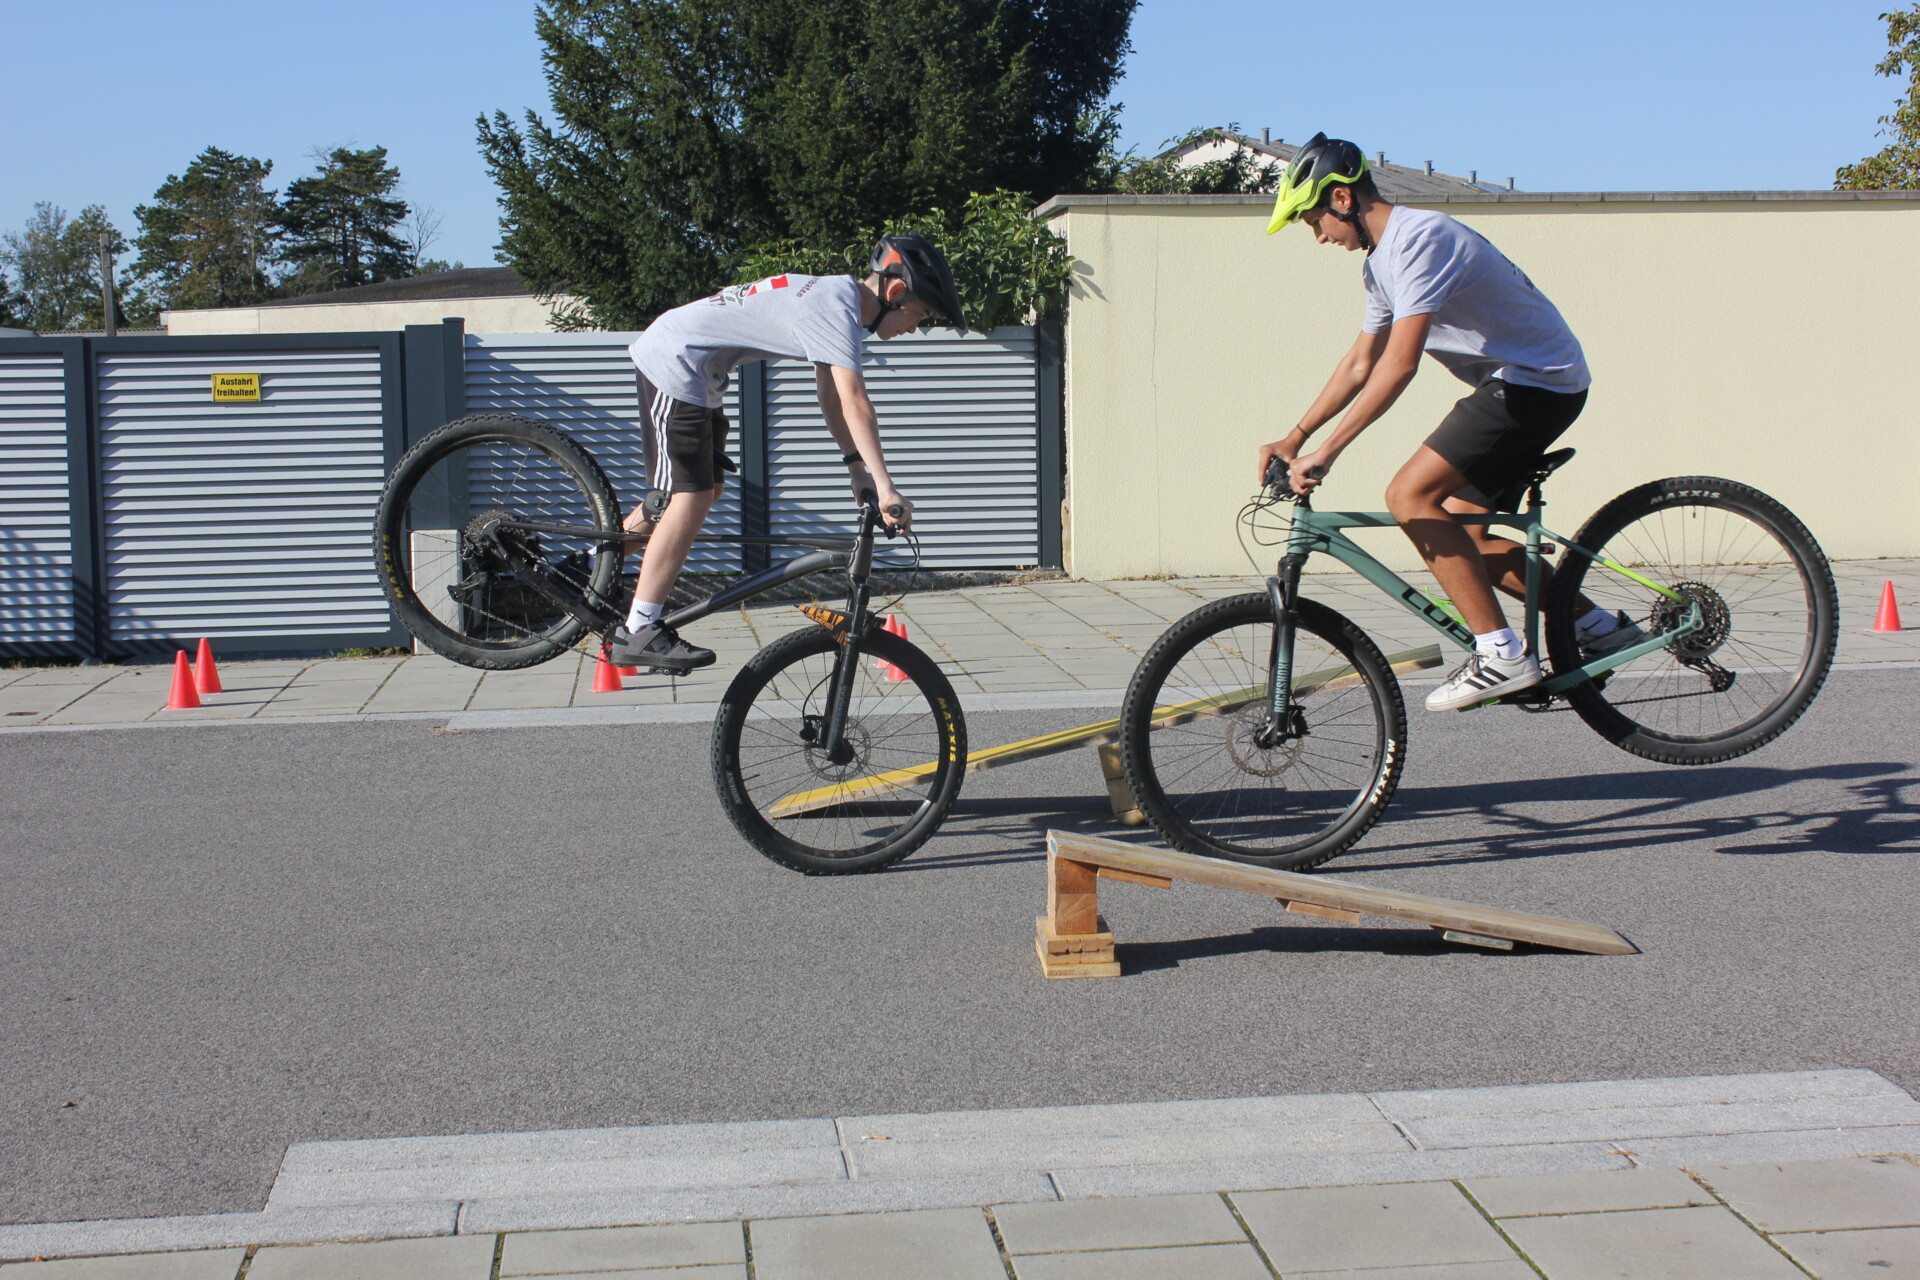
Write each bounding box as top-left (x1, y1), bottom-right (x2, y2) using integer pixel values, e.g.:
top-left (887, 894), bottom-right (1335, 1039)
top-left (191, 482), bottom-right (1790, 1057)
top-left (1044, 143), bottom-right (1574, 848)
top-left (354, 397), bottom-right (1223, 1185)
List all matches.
top-left (277, 146), bottom-right (412, 294)
top-left (1837, 5), bottom-right (1920, 189)
top-left (479, 0), bottom-right (1135, 328)
top-left (131, 147), bottom-right (280, 310)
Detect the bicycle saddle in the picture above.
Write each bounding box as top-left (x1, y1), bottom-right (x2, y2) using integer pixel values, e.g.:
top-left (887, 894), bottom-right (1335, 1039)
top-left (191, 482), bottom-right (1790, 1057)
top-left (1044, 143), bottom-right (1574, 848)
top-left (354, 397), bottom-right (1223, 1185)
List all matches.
top-left (1529, 447), bottom-right (1576, 483)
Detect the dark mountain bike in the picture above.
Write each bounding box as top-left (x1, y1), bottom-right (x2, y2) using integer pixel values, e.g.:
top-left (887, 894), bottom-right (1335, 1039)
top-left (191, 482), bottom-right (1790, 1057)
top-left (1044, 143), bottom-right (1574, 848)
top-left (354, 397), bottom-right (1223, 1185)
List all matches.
top-left (1118, 450), bottom-right (1838, 872)
top-left (373, 412), bottom-right (967, 874)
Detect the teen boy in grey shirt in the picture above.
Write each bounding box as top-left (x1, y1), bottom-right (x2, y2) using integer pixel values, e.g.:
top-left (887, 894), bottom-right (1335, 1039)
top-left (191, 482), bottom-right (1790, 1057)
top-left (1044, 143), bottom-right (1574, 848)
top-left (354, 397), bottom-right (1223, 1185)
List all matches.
top-left (1258, 133), bottom-right (1639, 712)
top-left (612, 234), bottom-right (965, 672)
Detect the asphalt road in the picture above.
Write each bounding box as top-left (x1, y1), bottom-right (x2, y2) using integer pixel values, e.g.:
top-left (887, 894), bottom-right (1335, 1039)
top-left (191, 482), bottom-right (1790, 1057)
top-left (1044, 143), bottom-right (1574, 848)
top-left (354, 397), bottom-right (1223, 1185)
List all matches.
top-left (2, 667), bottom-right (1915, 1226)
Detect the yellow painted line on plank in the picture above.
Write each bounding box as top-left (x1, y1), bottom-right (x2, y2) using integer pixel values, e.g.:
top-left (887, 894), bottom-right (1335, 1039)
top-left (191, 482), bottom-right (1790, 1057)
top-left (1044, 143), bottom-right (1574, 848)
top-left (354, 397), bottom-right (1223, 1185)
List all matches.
top-left (766, 644), bottom-right (1441, 819)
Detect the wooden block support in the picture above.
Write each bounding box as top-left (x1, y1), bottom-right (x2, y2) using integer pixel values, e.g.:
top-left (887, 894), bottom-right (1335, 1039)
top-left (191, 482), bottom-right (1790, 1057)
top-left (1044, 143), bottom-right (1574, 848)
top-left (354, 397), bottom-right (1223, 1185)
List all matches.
top-left (1097, 744), bottom-right (1144, 826)
top-left (1035, 828), bottom-right (1637, 978)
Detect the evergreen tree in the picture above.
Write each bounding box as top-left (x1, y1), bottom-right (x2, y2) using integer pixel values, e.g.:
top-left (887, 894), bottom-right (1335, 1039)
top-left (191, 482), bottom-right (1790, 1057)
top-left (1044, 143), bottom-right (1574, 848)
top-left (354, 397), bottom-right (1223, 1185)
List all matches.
top-left (479, 0), bottom-right (1135, 328)
top-left (1098, 127), bottom-right (1283, 195)
top-left (1837, 5), bottom-right (1920, 189)
top-left (0, 203), bottom-right (127, 331)
top-left (277, 146), bottom-right (412, 294)
top-left (131, 147), bottom-right (280, 310)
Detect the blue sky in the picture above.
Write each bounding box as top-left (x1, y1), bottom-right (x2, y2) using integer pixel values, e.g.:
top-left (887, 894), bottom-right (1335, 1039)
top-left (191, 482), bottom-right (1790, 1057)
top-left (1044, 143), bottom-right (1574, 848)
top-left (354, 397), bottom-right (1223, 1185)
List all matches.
top-left (0, 0), bottom-right (1903, 270)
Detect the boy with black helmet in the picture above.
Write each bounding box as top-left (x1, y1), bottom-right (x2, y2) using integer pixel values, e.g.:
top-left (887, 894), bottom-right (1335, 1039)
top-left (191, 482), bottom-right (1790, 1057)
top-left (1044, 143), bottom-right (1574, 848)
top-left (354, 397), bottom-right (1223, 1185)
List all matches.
top-left (611, 232), bottom-right (966, 672)
top-left (1257, 133), bottom-right (1638, 712)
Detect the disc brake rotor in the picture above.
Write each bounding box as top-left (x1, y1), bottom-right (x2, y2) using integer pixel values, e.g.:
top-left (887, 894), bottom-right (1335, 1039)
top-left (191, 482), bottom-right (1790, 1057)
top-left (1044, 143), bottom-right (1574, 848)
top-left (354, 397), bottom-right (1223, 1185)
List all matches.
top-left (1226, 702), bottom-right (1305, 777)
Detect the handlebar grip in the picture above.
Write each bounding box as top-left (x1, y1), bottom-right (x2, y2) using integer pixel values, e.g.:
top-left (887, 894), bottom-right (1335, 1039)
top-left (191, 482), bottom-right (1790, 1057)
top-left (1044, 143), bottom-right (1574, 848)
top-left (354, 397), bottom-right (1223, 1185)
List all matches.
top-left (857, 488), bottom-right (878, 508)
top-left (885, 504), bottom-right (904, 519)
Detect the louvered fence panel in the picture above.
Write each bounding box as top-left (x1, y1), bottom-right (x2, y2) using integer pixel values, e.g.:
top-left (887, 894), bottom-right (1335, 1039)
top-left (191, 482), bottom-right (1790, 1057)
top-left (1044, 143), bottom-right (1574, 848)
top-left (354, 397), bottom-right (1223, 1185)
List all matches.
top-left (0, 348), bottom-right (78, 651)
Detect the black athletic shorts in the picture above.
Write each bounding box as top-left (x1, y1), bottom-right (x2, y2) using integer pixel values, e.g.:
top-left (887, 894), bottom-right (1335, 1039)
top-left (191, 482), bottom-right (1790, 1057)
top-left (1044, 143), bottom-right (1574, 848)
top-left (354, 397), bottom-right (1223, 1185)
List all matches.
top-left (636, 371), bottom-right (735, 494)
top-left (1425, 378), bottom-right (1588, 511)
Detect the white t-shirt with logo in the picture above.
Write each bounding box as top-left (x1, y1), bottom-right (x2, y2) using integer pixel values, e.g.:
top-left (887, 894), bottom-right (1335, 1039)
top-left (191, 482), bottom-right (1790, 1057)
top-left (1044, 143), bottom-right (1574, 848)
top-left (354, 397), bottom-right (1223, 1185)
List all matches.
top-left (629, 273), bottom-right (867, 408)
top-left (1361, 206), bottom-right (1591, 393)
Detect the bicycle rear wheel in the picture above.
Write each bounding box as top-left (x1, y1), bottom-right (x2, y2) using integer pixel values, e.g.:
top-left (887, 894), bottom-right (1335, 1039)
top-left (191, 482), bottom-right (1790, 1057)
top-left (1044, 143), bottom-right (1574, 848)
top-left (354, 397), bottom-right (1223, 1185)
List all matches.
top-left (1120, 594), bottom-right (1407, 871)
top-left (712, 626), bottom-right (967, 874)
top-left (373, 413), bottom-right (623, 669)
top-left (1544, 476), bottom-right (1838, 764)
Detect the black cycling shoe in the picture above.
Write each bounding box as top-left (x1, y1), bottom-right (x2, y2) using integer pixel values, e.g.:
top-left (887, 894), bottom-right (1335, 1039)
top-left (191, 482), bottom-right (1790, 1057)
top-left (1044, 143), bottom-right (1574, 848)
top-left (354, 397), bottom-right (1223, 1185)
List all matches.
top-left (608, 623), bottom-right (715, 673)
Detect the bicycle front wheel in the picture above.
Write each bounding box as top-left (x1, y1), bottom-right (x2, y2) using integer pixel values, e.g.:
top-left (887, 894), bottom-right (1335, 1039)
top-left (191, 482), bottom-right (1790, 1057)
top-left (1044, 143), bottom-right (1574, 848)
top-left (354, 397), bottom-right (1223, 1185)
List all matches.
top-left (1544, 476), bottom-right (1838, 764)
top-left (373, 413), bottom-right (623, 669)
top-left (1120, 594), bottom-right (1408, 871)
top-left (712, 626), bottom-right (967, 874)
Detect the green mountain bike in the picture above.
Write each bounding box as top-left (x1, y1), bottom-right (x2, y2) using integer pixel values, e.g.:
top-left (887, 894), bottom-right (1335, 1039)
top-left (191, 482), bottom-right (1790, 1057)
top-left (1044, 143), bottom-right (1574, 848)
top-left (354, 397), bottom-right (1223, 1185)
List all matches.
top-left (1118, 449), bottom-right (1838, 871)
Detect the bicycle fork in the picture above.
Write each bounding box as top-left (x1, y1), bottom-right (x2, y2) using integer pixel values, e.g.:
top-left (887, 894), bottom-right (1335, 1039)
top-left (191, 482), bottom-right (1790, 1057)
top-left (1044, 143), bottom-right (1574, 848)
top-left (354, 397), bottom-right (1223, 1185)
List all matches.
top-left (1258, 552), bottom-right (1310, 748)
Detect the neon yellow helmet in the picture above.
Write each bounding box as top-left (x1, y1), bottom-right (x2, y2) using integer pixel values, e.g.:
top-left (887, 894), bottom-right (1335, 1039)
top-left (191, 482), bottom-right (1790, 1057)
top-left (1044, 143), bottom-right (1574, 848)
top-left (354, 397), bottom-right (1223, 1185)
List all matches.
top-left (1266, 132), bottom-right (1370, 235)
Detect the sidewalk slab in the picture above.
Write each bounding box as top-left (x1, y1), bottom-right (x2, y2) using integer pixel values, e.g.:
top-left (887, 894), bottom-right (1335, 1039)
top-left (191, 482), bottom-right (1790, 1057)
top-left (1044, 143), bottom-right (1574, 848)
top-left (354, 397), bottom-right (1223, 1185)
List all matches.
top-left (497, 1221), bottom-right (743, 1275)
top-left (1462, 1166), bottom-right (1713, 1218)
top-left (1232, 1181), bottom-right (1517, 1273)
top-left (993, 1193), bottom-right (1244, 1254)
top-left (0, 1251), bottom-right (245, 1279)
top-left (1772, 1225), bottom-right (1920, 1277)
top-left (247, 1234), bottom-right (494, 1280)
top-left (746, 1208), bottom-right (1004, 1280)
top-left (1499, 1204), bottom-right (1808, 1279)
top-left (1695, 1155), bottom-right (1920, 1232)
top-left (1010, 1243), bottom-right (1272, 1280)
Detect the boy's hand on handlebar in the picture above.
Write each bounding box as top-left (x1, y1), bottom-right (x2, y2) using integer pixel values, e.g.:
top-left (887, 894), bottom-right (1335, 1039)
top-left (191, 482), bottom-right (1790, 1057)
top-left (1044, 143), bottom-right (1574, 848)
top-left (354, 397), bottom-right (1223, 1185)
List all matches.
top-left (1288, 451), bottom-right (1332, 496)
top-left (875, 485), bottom-right (913, 532)
top-left (1255, 434), bottom-right (1302, 487)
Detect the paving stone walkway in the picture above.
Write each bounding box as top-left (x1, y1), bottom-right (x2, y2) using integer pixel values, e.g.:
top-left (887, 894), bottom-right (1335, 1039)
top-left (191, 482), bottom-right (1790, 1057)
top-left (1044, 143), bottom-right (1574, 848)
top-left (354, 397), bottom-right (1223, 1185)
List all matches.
top-left (3, 560), bottom-right (1916, 730)
top-left (3, 1072), bottom-right (1917, 1276)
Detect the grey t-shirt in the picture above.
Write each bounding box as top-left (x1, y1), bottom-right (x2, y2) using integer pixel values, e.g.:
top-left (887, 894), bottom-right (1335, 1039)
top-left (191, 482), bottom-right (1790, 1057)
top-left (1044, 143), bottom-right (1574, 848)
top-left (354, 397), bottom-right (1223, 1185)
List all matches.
top-left (629, 273), bottom-right (867, 407)
top-left (1362, 206), bottom-right (1591, 393)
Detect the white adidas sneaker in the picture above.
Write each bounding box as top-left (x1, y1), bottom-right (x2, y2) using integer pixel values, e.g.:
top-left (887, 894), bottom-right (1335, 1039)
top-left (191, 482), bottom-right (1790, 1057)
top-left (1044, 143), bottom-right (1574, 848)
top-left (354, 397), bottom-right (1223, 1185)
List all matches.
top-left (1426, 648), bottom-right (1542, 712)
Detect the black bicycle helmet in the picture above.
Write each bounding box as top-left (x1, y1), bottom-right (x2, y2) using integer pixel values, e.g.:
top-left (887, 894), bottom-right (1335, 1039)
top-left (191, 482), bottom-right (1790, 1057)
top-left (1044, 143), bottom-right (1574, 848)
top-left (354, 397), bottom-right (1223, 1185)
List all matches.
top-left (868, 232), bottom-right (967, 334)
top-left (1267, 132), bottom-right (1376, 250)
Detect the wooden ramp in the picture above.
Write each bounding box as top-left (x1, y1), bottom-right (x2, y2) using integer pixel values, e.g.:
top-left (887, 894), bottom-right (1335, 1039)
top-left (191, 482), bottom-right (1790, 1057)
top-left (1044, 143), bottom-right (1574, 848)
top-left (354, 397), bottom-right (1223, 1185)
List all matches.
top-left (768, 644), bottom-right (1444, 820)
top-left (1037, 829), bottom-right (1638, 978)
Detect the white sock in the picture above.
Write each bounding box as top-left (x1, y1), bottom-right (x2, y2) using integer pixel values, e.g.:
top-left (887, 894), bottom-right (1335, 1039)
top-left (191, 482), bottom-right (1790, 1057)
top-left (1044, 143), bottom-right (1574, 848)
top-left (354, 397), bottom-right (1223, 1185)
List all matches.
top-left (1575, 605), bottom-right (1617, 638)
top-left (1475, 627), bottom-right (1524, 661)
top-left (626, 599), bottom-right (664, 632)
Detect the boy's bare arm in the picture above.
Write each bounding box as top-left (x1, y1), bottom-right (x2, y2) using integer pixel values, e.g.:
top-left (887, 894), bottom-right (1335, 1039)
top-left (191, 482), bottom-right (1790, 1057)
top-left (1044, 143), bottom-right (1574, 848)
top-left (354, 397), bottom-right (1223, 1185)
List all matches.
top-left (1285, 315), bottom-right (1431, 494)
top-left (1255, 329), bottom-right (1389, 482)
top-left (815, 362), bottom-right (913, 525)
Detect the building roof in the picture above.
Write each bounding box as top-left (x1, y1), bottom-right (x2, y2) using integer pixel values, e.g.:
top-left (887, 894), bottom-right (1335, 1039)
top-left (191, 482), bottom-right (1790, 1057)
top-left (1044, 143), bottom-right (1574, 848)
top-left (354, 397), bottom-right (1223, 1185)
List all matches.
top-left (257, 266), bottom-right (531, 309)
top-left (1169, 131), bottom-right (1510, 198)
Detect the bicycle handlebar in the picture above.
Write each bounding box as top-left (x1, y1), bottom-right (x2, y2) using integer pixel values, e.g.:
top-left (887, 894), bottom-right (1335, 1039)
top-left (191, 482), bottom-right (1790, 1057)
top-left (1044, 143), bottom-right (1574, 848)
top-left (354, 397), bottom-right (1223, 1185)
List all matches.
top-left (856, 488), bottom-right (907, 538)
top-left (1263, 457), bottom-right (1326, 504)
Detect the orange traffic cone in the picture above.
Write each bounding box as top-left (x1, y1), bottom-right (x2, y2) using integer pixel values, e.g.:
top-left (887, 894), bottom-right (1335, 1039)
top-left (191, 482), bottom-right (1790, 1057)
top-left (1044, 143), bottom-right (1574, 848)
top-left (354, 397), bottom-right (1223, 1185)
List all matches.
top-left (194, 637), bottom-right (222, 694)
top-left (618, 665), bottom-right (640, 677)
top-left (592, 656), bottom-right (624, 693)
top-left (167, 650), bottom-right (201, 710)
top-left (1874, 580), bottom-right (1905, 632)
top-left (881, 615), bottom-right (911, 682)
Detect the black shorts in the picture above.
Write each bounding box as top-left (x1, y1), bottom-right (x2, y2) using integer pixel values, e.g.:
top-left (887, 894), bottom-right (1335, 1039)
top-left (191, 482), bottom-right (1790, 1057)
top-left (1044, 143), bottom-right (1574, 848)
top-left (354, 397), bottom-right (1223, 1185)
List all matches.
top-left (636, 372), bottom-right (735, 494)
top-left (1425, 378), bottom-right (1588, 511)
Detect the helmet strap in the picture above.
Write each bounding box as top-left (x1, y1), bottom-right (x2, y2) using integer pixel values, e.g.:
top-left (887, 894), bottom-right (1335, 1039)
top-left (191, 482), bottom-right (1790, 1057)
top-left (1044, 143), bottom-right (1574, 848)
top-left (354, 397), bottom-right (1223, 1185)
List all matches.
top-left (1329, 186), bottom-right (1375, 253)
top-left (864, 279), bottom-right (904, 335)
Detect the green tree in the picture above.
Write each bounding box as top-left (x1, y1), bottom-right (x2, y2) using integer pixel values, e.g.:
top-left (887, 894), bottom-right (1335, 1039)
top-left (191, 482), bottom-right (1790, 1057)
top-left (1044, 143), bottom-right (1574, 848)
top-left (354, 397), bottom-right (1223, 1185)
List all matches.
top-left (0, 203), bottom-right (128, 331)
top-left (479, 0), bottom-right (1134, 328)
top-left (1098, 126), bottom-right (1283, 195)
top-left (130, 147), bottom-right (280, 311)
top-left (1837, 5), bottom-right (1920, 189)
top-left (277, 146), bottom-right (412, 294)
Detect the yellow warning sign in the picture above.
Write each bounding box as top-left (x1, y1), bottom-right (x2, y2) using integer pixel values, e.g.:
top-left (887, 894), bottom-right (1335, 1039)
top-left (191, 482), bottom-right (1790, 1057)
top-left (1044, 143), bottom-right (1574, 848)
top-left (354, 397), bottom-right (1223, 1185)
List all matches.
top-left (211, 372), bottom-right (260, 402)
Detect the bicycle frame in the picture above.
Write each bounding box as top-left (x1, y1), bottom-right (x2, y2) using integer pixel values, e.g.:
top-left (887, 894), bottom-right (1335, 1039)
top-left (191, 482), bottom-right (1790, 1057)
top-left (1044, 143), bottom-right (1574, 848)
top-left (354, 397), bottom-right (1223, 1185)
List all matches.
top-left (486, 509), bottom-right (889, 760)
top-left (1270, 486), bottom-right (1703, 710)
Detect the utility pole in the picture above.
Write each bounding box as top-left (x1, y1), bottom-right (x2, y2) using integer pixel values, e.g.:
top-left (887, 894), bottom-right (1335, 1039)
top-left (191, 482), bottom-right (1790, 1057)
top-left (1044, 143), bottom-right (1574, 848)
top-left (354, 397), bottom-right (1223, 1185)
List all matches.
top-left (97, 231), bottom-right (117, 337)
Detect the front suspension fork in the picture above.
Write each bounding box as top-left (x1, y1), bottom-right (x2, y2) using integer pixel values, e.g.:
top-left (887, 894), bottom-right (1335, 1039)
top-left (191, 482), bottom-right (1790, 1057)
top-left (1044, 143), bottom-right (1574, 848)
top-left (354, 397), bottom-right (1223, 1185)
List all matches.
top-left (1259, 553), bottom-right (1308, 748)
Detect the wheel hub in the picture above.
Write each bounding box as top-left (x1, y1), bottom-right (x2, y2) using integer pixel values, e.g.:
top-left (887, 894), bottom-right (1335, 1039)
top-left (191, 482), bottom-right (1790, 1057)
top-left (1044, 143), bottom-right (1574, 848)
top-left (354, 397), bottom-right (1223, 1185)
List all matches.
top-left (1228, 703), bottom-right (1306, 777)
top-left (1652, 580), bottom-right (1732, 661)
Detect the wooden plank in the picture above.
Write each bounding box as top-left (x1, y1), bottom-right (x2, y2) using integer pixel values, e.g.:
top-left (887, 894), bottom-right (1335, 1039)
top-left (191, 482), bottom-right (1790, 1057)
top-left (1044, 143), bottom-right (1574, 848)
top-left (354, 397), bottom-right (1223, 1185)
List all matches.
top-left (769, 645), bottom-right (1444, 818)
top-left (1286, 900), bottom-right (1362, 924)
top-left (1036, 915), bottom-right (1115, 955)
top-left (1099, 866), bottom-right (1172, 890)
top-left (1035, 943), bottom-right (1122, 979)
top-left (1046, 829), bottom-right (1637, 956)
top-left (1096, 744), bottom-right (1144, 826)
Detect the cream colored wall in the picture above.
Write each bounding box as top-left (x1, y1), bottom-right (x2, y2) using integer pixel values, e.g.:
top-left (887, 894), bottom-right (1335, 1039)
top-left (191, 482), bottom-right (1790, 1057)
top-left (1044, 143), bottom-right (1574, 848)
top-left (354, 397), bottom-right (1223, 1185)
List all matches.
top-left (1056, 200), bottom-right (1920, 578)
top-left (162, 294), bottom-right (567, 335)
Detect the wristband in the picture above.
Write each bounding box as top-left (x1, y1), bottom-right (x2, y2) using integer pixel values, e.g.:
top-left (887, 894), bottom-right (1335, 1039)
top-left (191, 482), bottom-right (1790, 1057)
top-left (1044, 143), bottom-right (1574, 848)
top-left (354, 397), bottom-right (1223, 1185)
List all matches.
top-left (842, 452), bottom-right (863, 467)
